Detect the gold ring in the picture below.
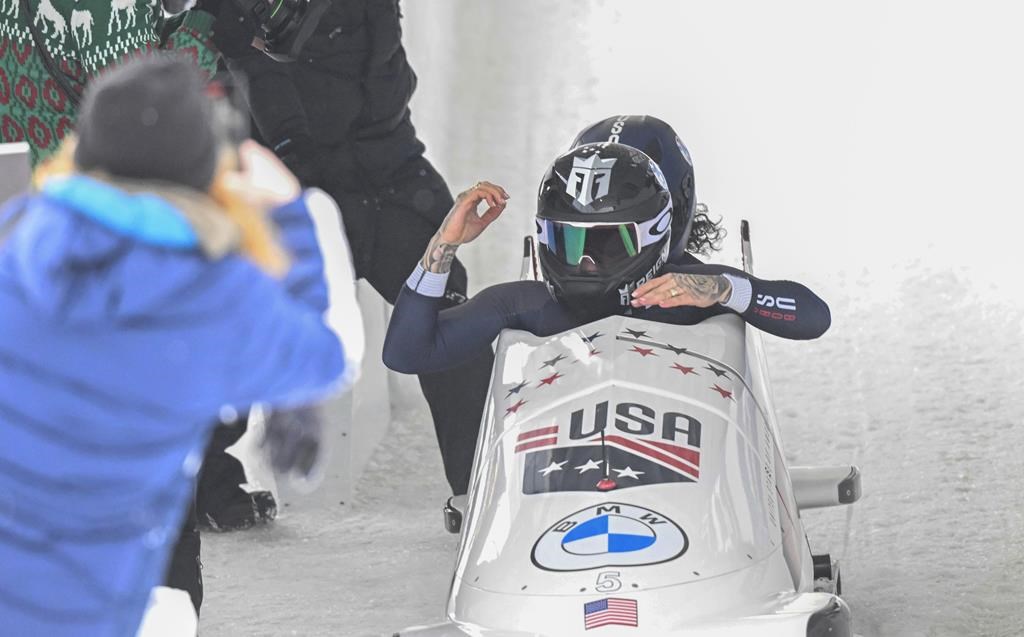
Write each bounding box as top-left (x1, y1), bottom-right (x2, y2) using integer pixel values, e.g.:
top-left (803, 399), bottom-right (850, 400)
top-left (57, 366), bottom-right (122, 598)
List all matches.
top-left (670, 288), bottom-right (679, 297)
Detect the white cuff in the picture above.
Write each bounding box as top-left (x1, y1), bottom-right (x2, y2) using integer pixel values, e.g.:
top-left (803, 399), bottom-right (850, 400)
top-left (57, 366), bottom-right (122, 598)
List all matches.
top-left (720, 273), bottom-right (752, 313)
top-left (406, 264), bottom-right (450, 298)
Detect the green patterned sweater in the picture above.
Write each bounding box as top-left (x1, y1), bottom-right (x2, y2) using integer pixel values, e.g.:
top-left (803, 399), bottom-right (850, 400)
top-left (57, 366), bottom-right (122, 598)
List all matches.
top-left (0, 0), bottom-right (219, 165)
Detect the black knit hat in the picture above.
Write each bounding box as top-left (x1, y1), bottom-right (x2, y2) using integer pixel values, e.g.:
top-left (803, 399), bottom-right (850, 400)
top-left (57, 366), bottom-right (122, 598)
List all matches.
top-left (74, 55), bottom-right (219, 191)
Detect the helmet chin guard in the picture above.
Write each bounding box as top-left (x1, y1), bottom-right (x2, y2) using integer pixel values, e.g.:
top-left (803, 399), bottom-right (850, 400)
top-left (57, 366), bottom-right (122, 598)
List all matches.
top-left (542, 240), bottom-right (670, 314)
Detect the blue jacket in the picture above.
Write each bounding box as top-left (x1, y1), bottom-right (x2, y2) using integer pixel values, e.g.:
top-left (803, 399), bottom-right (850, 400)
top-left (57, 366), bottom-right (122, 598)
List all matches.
top-left (0, 176), bottom-right (346, 636)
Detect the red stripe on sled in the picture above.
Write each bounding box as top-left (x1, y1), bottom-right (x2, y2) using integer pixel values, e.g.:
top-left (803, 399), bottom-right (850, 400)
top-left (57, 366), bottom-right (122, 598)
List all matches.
top-left (515, 437), bottom-right (558, 453)
top-left (641, 439), bottom-right (701, 467)
top-left (517, 425), bottom-right (559, 442)
top-left (604, 435), bottom-right (700, 479)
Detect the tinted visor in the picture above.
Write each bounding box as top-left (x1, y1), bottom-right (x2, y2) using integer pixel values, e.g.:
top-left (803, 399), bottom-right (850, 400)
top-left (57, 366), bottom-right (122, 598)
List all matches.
top-left (544, 220), bottom-right (641, 270)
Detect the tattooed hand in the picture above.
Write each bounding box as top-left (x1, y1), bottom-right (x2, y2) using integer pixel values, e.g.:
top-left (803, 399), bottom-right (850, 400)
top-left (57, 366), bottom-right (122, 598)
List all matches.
top-left (421, 181), bottom-right (509, 273)
top-left (630, 272), bottom-right (733, 309)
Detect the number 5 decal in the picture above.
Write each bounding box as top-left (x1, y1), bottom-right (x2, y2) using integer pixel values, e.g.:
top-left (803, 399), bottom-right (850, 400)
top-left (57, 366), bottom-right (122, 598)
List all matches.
top-left (595, 570), bottom-right (622, 593)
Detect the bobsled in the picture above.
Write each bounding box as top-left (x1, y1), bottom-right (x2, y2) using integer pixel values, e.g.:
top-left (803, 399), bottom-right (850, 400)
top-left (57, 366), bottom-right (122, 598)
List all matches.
top-left (397, 224), bottom-right (859, 636)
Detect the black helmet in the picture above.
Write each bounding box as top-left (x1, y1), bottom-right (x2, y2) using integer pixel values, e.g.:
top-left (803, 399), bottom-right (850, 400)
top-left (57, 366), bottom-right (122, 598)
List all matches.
top-left (536, 142), bottom-right (673, 312)
top-left (571, 115), bottom-right (695, 254)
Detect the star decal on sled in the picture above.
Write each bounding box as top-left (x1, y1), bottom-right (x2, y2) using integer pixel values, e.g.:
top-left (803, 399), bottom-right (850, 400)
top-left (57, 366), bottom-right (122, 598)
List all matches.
top-left (519, 428), bottom-right (702, 494)
top-left (630, 346), bottom-right (657, 357)
top-left (538, 460), bottom-right (568, 476)
top-left (542, 354), bottom-right (568, 368)
top-left (505, 380), bottom-right (529, 398)
top-left (671, 363), bottom-right (697, 375)
top-left (664, 343), bottom-right (689, 355)
top-left (613, 466), bottom-right (645, 480)
top-left (623, 328), bottom-right (649, 339)
top-left (575, 459), bottom-right (603, 473)
top-left (537, 372), bottom-right (564, 387)
top-left (505, 399), bottom-right (528, 416)
top-left (704, 363), bottom-right (729, 378)
top-left (710, 384), bottom-right (733, 400)
top-left (584, 331), bottom-right (604, 343)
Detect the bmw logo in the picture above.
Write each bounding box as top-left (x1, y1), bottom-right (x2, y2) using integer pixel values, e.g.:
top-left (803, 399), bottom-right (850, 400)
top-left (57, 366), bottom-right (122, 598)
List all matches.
top-left (532, 503), bottom-right (688, 572)
top-left (561, 514), bottom-right (656, 555)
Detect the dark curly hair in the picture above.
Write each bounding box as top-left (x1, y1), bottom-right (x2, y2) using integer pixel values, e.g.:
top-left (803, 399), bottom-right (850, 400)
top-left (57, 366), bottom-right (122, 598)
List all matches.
top-left (685, 203), bottom-right (727, 256)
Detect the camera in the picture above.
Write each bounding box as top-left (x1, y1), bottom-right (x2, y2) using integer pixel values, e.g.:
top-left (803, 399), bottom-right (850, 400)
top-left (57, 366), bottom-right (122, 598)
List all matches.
top-left (234, 0), bottom-right (330, 62)
top-left (162, 0), bottom-right (328, 63)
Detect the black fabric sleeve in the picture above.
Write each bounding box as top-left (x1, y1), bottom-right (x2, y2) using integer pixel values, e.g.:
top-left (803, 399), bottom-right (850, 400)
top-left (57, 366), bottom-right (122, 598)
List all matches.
top-left (383, 281), bottom-right (558, 374)
top-left (214, 9), bottom-right (313, 151)
top-left (660, 261), bottom-right (831, 340)
top-left (226, 55), bottom-right (311, 150)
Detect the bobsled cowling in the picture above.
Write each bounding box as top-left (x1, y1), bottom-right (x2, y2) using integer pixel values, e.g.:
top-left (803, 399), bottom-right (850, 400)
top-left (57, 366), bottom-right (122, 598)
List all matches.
top-left (398, 312), bottom-right (854, 636)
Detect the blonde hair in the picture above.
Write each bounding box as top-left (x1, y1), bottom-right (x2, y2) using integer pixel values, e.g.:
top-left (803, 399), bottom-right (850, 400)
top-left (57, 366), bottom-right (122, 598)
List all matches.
top-left (32, 139), bottom-right (76, 190)
top-left (33, 137), bottom-right (289, 278)
top-left (207, 150), bottom-right (290, 278)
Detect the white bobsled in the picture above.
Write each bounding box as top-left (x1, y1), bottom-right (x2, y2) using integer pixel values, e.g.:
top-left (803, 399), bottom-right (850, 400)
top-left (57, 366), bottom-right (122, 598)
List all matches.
top-left (397, 225), bottom-right (859, 637)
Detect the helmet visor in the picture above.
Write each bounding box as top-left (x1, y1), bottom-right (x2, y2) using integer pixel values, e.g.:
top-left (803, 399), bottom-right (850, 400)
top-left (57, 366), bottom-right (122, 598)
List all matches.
top-left (537, 201), bottom-right (671, 271)
top-left (543, 220), bottom-right (641, 269)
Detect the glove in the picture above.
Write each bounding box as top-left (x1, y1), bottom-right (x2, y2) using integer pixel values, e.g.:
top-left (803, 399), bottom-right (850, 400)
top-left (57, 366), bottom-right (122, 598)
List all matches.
top-left (262, 403), bottom-right (326, 488)
top-left (274, 134), bottom-right (324, 187)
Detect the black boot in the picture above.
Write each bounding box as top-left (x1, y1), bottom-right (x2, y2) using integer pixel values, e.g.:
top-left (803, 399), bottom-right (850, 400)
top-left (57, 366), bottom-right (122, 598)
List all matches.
top-left (195, 415), bottom-right (277, 531)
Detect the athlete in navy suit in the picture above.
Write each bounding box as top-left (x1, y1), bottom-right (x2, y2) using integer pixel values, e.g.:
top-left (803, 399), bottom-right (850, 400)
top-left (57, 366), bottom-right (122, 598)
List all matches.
top-left (384, 121), bottom-right (829, 377)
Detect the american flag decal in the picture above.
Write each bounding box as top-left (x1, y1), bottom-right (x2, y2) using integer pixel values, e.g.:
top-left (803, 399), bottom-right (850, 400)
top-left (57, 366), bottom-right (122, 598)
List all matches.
top-left (584, 597), bottom-right (638, 630)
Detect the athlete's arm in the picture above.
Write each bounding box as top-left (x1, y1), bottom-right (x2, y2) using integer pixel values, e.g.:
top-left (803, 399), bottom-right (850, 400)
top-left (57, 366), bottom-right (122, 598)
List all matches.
top-left (384, 279), bottom-right (556, 374)
top-left (383, 181), bottom-right (514, 373)
top-left (418, 181), bottom-right (509, 274)
top-left (634, 258), bottom-right (830, 340)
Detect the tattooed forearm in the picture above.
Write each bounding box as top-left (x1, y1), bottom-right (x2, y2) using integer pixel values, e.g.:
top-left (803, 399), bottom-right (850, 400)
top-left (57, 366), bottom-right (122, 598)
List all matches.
top-left (672, 273), bottom-right (732, 304)
top-left (421, 231), bottom-right (459, 274)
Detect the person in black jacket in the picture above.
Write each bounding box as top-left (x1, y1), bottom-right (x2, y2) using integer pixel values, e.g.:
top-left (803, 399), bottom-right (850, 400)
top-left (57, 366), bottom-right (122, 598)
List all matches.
top-left (211, 0), bottom-right (494, 498)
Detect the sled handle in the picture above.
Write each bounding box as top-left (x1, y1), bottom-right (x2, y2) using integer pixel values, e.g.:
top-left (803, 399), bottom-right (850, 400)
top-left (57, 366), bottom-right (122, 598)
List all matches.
top-left (740, 219), bottom-right (754, 275)
top-left (521, 235), bottom-right (542, 281)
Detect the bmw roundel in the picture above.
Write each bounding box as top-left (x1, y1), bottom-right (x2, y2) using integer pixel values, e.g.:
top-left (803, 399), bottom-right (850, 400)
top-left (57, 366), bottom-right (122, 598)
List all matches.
top-left (532, 503), bottom-right (688, 571)
top-left (561, 514), bottom-right (656, 555)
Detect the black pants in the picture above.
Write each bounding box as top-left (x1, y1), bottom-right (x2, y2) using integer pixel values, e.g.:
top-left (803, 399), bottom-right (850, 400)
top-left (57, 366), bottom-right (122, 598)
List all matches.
top-left (194, 418), bottom-right (249, 520)
top-left (328, 155), bottom-right (493, 496)
top-left (164, 419), bottom-right (253, 616)
top-left (164, 497), bottom-right (202, 614)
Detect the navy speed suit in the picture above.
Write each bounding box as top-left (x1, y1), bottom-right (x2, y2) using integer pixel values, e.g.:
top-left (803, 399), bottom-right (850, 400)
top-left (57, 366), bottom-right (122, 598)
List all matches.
top-left (383, 253), bottom-right (830, 375)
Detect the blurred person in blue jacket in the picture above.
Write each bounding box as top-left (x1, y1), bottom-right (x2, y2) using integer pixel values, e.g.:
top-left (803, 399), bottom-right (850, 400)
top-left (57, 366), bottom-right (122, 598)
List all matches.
top-left (0, 55), bottom-right (359, 637)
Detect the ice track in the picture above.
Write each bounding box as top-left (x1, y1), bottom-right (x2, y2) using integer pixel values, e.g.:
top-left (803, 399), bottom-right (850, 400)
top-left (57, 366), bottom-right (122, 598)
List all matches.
top-left (203, 269), bottom-right (1024, 637)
